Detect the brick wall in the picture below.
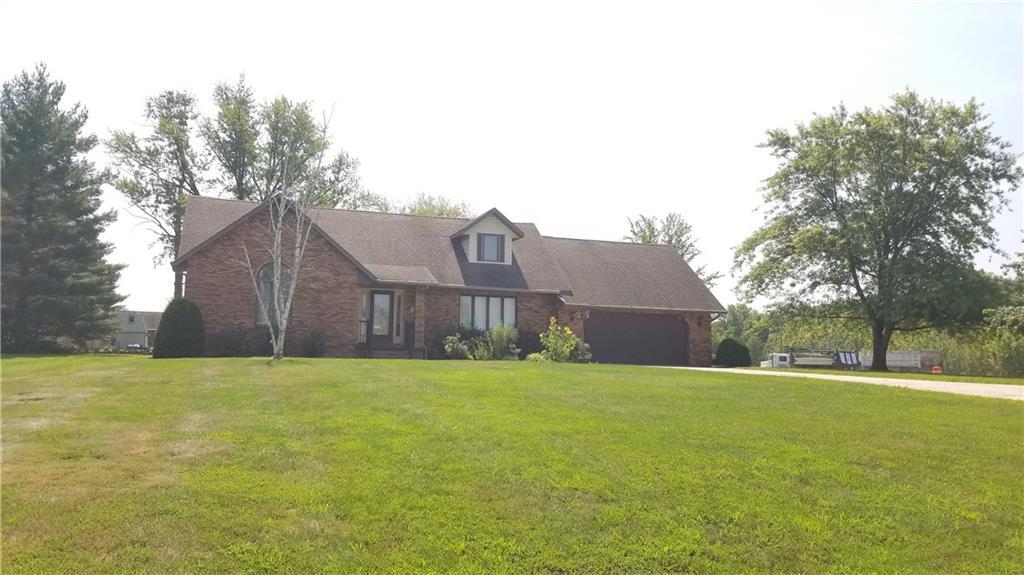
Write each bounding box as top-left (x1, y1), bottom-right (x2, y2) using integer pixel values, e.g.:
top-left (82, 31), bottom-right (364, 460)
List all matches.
top-left (180, 207), bottom-right (714, 364)
top-left (423, 287), bottom-right (459, 354)
top-left (556, 308), bottom-right (587, 339)
top-left (182, 210), bottom-right (362, 357)
top-left (514, 292), bottom-right (560, 334)
top-left (682, 312), bottom-right (712, 366)
top-left (420, 288), bottom-right (561, 356)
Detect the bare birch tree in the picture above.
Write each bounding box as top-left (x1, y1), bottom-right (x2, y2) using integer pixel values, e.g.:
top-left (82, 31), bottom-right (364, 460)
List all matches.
top-left (239, 116), bottom-right (330, 360)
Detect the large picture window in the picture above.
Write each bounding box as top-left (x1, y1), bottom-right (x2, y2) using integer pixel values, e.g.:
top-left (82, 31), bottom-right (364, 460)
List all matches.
top-left (459, 295), bottom-right (516, 330)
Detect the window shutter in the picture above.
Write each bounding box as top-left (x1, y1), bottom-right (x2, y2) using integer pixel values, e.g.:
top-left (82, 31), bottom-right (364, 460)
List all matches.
top-left (476, 233), bottom-right (483, 261)
top-left (498, 234), bottom-right (505, 262)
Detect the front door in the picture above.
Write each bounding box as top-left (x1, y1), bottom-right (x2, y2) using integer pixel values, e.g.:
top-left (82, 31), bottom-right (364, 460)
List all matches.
top-left (370, 291), bottom-right (393, 346)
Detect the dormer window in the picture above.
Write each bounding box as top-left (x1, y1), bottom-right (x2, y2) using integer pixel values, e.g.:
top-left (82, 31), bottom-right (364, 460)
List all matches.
top-left (452, 208), bottom-right (523, 265)
top-left (478, 233), bottom-right (505, 263)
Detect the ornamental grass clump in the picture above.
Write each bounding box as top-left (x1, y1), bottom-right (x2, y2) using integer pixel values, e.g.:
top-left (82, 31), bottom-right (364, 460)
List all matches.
top-left (443, 324), bottom-right (520, 360)
top-left (472, 324), bottom-right (520, 360)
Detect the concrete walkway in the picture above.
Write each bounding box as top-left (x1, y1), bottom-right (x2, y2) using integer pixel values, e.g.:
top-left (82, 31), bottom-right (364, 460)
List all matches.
top-left (657, 366), bottom-right (1024, 401)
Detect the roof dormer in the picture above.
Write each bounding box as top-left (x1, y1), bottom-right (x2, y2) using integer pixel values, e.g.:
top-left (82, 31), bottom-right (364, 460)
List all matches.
top-left (452, 208), bottom-right (524, 265)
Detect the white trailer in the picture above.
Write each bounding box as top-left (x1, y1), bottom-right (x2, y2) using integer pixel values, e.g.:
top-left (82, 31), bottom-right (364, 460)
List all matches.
top-left (860, 350), bottom-right (941, 372)
top-left (760, 352), bottom-right (793, 368)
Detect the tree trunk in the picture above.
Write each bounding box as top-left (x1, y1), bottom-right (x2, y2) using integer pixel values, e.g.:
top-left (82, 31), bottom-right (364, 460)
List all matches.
top-left (173, 270), bottom-right (184, 300)
top-left (870, 321), bottom-right (893, 371)
top-left (273, 329), bottom-right (285, 360)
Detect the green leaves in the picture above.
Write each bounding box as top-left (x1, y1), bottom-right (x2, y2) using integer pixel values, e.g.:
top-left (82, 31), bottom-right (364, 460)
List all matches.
top-left (201, 76), bottom-right (258, 200)
top-left (106, 90), bottom-right (206, 265)
top-left (203, 77), bottom-right (365, 209)
top-left (399, 193), bottom-right (472, 218)
top-left (736, 90), bottom-right (1021, 343)
top-left (625, 212), bottom-right (722, 286)
top-left (538, 317), bottom-right (590, 363)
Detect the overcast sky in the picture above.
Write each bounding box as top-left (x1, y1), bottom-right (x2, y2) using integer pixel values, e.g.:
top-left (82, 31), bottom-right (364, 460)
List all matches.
top-left (2, 0), bottom-right (1021, 311)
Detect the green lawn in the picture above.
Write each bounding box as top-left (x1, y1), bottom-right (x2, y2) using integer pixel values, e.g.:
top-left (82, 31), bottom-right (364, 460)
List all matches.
top-left (2, 356), bottom-right (1022, 573)
top-left (747, 366), bottom-right (1024, 386)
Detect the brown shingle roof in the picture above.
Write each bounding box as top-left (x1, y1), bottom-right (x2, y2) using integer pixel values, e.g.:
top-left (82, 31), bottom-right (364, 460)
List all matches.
top-left (176, 196), bottom-right (724, 312)
top-left (177, 196), bottom-right (260, 261)
top-left (542, 237), bottom-right (725, 312)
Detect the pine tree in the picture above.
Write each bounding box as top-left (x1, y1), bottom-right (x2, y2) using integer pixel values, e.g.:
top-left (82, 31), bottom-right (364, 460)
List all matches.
top-left (1, 64), bottom-right (124, 352)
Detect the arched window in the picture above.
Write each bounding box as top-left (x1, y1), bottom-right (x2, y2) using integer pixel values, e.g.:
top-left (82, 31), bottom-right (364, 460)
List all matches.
top-left (256, 264), bottom-right (292, 326)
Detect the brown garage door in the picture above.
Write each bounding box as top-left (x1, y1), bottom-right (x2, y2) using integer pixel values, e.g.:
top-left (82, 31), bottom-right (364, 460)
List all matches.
top-left (584, 311), bottom-right (688, 365)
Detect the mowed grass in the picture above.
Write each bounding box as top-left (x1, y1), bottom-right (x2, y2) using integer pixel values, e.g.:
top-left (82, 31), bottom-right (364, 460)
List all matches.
top-left (747, 366), bottom-right (1024, 386)
top-left (2, 356), bottom-right (1022, 573)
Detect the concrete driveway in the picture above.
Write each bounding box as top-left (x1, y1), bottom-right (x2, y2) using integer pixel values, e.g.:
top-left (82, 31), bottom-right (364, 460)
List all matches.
top-left (658, 366), bottom-right (1024, 401)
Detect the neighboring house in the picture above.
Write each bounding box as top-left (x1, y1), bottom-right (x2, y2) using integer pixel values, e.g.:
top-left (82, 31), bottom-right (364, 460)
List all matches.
top-left (173, 196), bottom-right (725, 365)
top-left (114, 310), bottom-right (163, 349)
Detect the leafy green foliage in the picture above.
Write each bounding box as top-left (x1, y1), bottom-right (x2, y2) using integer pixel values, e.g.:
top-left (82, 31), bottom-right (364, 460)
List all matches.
top-left (711, 304), bottom-right (767, 361)
top-left (736, 91), bottom-right (1021, 369)
top-left (397, 193), bottom-right (471, 218)
top-left (202, 77), bottom-right (374, 210)
top-left (442, 325), bottom-right (520, 360)
top-left (443, 334), bottom-right (473, 359)
top-left (755, 304), bottom-right (1024, 377)
top-left (201, 76), bottom-right (258, 200)
top-left (1003, 241), bottom-right (1024, 306)
top-left (539, 317), bottom-right (591, 363)
top-left (715, 338), bottom-right (752, 367)
top-left (471, 324), bottom-right (520, 360)
top-left (625, 213), bottom-right (721, 286)
top-left (106, 90), bottom-right (207, 297)
top-left (1, 65), bottom-right (124, 351)
top-left (152, 298), bottom-right (205, 358)
top-left (516, 329), bottom-right (543, 359)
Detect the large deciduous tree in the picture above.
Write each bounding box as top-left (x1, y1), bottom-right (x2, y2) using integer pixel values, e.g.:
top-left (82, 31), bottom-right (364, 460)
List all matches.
top-left (625, 213), bottom-right (721, 286)
top-left (106, 91), bottom-right (207, 299)
top-left (202, 77), bottom-right (373, 209)
top-left (201, 76), bottom-right (258, 200)
top-left (735, 91), bottom-right (1020, 370)
top-left (1, 65), bottom-right (124, 351)
top-left (399, 193), bottom-right (471, 218)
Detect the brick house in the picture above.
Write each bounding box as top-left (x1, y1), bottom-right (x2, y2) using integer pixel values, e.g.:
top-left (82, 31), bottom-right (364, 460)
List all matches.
top-left (173, 196), bottom-right (724, 365)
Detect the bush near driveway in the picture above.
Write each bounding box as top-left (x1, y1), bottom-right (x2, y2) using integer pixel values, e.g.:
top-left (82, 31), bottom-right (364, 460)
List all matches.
top-left (715, 337), bottom-right (752, 367)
